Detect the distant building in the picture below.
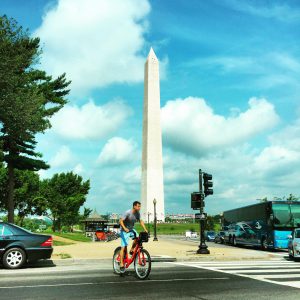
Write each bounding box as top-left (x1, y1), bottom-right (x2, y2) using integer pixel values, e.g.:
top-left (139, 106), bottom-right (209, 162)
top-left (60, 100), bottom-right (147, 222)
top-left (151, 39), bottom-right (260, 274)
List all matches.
top-left (166, 214), bottom-right (195, 223)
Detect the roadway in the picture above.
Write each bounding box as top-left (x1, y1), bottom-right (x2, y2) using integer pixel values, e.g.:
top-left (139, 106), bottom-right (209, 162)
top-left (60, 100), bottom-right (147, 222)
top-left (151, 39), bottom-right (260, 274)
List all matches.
top-left (0, 259), bottom-right (299, 300)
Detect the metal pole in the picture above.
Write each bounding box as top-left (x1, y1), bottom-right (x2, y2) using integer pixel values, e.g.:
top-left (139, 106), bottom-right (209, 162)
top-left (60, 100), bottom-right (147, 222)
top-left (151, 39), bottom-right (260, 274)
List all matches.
top-left (153, 199), bottom-right (158, 241)
top-left (147, 212), bottom-right (150, 236)
top-left (197, 169), bottom-right (210, 254)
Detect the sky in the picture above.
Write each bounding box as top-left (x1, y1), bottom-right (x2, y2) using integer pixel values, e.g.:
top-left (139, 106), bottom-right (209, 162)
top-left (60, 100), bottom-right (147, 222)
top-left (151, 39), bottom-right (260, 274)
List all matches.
top-left (1, 0), bottom-right (300, 215)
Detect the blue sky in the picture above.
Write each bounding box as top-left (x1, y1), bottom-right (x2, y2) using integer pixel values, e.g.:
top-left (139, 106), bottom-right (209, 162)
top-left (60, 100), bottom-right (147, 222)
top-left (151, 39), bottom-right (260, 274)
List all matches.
top-left (1, 0), bottom-right (300, 215)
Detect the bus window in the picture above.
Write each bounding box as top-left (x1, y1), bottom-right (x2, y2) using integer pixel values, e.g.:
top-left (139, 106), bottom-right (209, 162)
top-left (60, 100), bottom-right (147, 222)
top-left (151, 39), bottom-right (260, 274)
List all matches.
top-left (291, 204), bottom-right (300, 227)
top-left (295, 229), bottom-right (300, 239)
top-left (272, 204), bottom-right (292, 227)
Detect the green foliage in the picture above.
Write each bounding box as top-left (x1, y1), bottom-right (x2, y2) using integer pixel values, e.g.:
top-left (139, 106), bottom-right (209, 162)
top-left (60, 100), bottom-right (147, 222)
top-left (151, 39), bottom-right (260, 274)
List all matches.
top-left (42, 172), bottom-right (90, 231)
top-left (14, 169), bottom-right (48, 225)
top-left (285, 194), bottom-right (299, 201)
top-left (0, 15), bottom-right (70, 223)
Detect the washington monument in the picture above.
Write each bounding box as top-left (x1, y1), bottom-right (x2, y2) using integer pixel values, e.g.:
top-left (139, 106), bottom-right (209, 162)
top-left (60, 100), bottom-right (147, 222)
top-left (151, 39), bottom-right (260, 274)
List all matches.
top-left (141, 48), bottom-right (165, 222)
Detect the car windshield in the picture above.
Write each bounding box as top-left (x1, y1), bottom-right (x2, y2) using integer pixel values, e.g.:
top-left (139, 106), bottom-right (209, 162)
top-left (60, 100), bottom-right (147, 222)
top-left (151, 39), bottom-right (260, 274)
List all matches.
top-left (295, 230), bottom-right (300, 239)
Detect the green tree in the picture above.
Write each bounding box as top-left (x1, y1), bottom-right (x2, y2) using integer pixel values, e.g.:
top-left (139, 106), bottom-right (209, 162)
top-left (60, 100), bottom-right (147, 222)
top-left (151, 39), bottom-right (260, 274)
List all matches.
top-left (42, 172), bottom-right (90, 232)
top-left (286, 194), bottom-right (299, 202)
top-left (83, 207), bottom-right (92, 219)
top-left (257, 197), bottom-right (268, 203)
top-left (14, 170), bottom-right (47, 226)
top-left (0, 16), bottom-right (70, 223)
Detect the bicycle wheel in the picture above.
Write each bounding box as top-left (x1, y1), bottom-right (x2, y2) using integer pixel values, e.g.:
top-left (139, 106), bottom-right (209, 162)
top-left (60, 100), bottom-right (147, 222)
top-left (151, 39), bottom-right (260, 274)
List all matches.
top-left (134, 249), bottom-right (151, 280)
top-left (112, 247), bottom-right (121, 274)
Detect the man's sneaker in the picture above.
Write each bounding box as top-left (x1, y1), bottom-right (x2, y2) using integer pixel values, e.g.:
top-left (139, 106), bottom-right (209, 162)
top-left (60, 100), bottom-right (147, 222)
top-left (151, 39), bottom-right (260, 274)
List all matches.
top-left (120, 266), bottom-right (125, 273)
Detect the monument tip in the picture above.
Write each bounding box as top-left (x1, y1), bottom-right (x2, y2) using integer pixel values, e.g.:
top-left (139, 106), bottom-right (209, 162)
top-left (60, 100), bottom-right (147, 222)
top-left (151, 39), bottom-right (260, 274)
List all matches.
top-left (147, 47), bottom-right (158, 61)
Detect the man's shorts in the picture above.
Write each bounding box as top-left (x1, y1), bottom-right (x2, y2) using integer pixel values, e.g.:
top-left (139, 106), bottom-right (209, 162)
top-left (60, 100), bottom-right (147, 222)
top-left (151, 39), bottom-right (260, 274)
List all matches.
top-left (120, 229), bottom-right (138, 247)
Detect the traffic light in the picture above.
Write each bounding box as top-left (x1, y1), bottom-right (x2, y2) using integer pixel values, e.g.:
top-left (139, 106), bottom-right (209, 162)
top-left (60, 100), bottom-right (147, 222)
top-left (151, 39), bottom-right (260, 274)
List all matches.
top-left (203, 173), bottom-right (213, 196)
top-left (191, 192), bottom-right (205, 209)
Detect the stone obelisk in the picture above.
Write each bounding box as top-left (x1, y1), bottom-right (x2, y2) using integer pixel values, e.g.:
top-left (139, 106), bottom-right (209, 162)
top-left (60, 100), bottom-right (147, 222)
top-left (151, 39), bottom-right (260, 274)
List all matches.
top-left (141, 48), bottom-right (165, 222)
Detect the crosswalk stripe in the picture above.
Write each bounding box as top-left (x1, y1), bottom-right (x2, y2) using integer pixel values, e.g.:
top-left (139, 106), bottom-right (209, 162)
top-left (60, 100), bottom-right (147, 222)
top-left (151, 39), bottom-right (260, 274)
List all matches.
top-left (225, 268), bottom-right (300, 274)
top-left (170, 260), bottom-right (300, 289)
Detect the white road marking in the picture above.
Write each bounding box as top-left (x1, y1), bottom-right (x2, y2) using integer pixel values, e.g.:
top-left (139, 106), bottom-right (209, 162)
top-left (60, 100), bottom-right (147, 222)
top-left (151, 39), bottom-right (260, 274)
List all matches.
top-left (170, 260), bottom-right (300, 289)
top-left (0, 277), bottom-right (229, 289)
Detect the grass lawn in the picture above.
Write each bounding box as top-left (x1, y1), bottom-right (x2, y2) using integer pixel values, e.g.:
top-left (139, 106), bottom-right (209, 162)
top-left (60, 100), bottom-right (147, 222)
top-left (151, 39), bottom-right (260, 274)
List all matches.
top-left (134, 223), bottom-right (200, 234)
top-left (49, 232), bottom-right (91, 242)
top-left (53, 240), bottom-right (74, 246)
top-left (45, 223), bottom-right (220, 239)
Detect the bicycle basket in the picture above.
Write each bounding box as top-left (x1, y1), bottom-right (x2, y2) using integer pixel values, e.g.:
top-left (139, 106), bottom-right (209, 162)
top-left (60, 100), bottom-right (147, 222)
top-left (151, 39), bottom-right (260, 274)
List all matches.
top-left (139, 232), bottom-right (149, 242)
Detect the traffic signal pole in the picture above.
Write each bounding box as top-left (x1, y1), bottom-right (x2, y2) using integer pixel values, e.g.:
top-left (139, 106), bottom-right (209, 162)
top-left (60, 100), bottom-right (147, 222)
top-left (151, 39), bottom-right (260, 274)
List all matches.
top-left (197, 169), bottom-right (210, 254)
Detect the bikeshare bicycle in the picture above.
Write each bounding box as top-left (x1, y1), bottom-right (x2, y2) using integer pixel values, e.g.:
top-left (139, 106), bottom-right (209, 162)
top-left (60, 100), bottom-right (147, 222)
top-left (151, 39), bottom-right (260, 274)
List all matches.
top-left (112, 231), bottom-right (151, 280)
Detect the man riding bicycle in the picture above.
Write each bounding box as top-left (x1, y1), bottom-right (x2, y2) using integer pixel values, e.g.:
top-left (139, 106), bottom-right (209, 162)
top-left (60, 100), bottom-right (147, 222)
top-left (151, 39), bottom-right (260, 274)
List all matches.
top-left (119, 201), bottom-right (148, 273)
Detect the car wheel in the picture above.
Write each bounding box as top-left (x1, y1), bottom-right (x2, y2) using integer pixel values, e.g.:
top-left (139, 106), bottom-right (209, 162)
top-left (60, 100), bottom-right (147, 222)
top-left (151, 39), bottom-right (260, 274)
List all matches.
top-left (2, 248), bottom-right (26, 269)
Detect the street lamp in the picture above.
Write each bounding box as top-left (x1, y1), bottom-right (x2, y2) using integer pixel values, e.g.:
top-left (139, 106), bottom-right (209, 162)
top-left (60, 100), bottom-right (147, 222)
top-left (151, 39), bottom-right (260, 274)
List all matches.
top-left (147, 212), bottom-right (151, 237)
top-left (153, 198), bottom-right (158, 241)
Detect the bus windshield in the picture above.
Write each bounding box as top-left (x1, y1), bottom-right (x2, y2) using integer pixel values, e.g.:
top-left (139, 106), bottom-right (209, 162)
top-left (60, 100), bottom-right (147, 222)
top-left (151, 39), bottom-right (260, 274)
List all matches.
top-left (291, 204), bottom-right (300, 227)
top-left (272, 203), bottom-right (300, 228)
top-left (272, 204), bottom-right (292, 227)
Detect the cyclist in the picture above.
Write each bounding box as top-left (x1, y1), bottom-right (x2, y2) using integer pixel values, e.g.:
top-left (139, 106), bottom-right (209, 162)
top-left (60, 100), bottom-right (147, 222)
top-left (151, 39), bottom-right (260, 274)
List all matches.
top-left (119, 201), bottom-right (148, 272)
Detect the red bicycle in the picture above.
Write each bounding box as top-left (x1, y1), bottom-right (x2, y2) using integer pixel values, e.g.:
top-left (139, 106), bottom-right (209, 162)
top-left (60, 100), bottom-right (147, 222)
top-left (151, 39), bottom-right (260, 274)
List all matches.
top-left (113, 231), bottom-right (151, 280)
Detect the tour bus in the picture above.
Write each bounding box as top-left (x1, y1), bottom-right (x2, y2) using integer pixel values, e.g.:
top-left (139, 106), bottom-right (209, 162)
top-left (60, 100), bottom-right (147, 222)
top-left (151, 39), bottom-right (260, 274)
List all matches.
top-left (222, 201), bottom-right (300, 250)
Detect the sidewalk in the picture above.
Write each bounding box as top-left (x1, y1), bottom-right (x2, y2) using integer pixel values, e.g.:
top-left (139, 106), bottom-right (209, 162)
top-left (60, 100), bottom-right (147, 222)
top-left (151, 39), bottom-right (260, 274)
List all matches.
top-left (52, 235), bottom-right (281, 262)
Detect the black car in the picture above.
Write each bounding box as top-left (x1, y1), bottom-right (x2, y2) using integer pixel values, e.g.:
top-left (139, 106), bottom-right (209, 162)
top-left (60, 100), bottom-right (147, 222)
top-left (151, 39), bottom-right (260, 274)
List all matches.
top-left (214, 231), bottom-right (226, 244)
top-left (0, 221), bottom-right (53, 269)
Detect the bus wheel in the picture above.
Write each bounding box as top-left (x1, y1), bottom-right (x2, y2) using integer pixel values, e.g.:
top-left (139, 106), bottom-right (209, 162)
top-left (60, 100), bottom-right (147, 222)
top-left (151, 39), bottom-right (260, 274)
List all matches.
top-left (232, 237), bottom-right (237, 246)
top-left (261, 238), bottom-right (268, 251)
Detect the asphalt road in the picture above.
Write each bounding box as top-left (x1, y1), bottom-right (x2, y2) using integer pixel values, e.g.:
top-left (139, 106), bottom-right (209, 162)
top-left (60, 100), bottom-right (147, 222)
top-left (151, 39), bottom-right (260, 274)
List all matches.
top-left (0, 260), bottom-right (299, 300)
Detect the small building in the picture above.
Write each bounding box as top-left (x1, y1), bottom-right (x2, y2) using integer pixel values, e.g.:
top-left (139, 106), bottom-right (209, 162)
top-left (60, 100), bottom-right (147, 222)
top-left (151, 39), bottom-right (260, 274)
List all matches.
top-left (83, 209), bottom-right (119, 237)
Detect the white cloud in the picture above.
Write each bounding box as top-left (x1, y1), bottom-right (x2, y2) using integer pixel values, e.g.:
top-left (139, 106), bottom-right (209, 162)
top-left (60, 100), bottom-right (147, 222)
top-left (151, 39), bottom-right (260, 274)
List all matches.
top-left (161, 96), bottom-right (279, 155)
top-left (51, 100), bottom-right (132, 140)
top-left (223, 0), bottom-right (300, 22)
top-left (97, 137), bottom-right (137, 166)
top-left (50, 145), bottom-right (74, 168)
top-left (34, 0), bottom-right (151, 93)
top-left (73, 163), bottom-right (84, 174)
top-left (123, 166), bottom-right (141, 184)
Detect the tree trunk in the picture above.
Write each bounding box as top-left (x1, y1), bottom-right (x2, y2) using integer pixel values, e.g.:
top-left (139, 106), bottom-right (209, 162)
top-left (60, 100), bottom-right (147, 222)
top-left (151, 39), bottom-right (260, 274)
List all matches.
top-left (7, 162), bottom-right (15, 223)
top-left (52, 217), bottom-right (56, 232)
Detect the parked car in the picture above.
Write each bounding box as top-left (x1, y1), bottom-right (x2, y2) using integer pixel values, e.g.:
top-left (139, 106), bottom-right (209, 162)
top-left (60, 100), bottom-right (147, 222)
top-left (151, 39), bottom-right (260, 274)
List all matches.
top-left (214, 231), bottom-right (226, 244)
top-left (288, 228), bottom-right (300, 260)
top-left (0, 221), bottom-right (53, 269)
top-left (205, 231), bottom-right (216, 241)
top-left (185, 231), bottom-right (198, 239)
